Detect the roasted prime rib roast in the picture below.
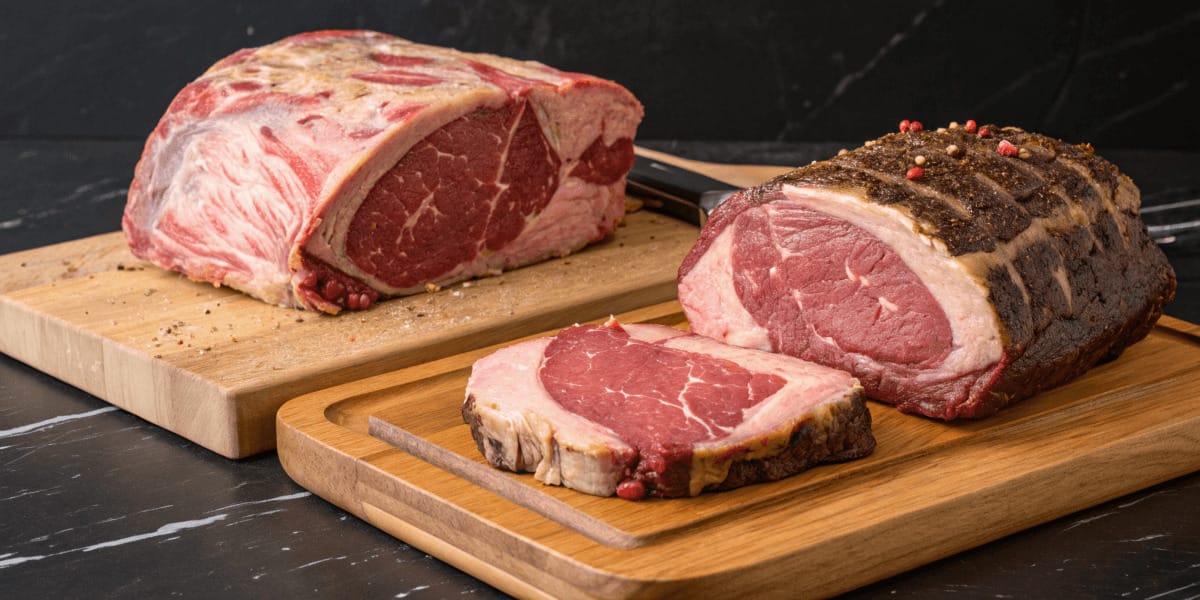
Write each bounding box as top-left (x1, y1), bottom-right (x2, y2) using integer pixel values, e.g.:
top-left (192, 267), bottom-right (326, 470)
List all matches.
top-left (679, 123), bottom-right (1176, 420)
top-left (462, 319), bottom-right (875, 500)
top-left (123, 30), bottom-right (643, 313)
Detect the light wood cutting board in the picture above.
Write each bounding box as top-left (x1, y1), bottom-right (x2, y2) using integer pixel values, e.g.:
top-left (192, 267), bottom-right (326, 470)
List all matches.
top-left (277, 300), bottom-right (1200, 599)
top-left (0, 150), bottom-right (782, 458)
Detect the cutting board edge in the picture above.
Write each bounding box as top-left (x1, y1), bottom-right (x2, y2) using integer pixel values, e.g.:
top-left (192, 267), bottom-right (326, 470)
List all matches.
top-left (358, 500), bottom-right (564, 600)
top-left (279, 381), bottom-right (1200, 599)
top-left (802, 410), bottom-right (1200, 598)
top-left (0, 294), bottom-right (247, 458)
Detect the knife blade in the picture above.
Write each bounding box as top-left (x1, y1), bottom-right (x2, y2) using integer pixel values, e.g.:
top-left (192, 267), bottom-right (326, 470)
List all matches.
top-left (1140, 189), bottom-right (1200, 246)
top-left (626, 154), bottom-right (740, 227)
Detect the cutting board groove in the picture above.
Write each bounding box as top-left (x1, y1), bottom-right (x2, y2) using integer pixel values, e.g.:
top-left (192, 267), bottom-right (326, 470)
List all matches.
top-left (277, 301), bottom-right (1200, 599)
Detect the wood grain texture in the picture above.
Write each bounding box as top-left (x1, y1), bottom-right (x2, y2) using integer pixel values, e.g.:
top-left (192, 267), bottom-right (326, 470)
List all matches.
top-left (277, 302), bottom-right (1200, 599)
top-left (0, 150), bottom-right (781, 458)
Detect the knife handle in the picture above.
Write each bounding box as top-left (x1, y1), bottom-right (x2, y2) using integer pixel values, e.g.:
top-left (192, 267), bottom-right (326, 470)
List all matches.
top-left (626, 154), bottom-right (739, 227)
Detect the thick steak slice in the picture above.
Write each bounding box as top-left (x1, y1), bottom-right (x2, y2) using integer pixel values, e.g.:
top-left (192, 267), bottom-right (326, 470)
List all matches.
top-left (123, 30), bottom-right (643, 313)
top-left (678, 124), bottom-right (1177, 420)
top-left (462, 319), bottom-right (874, 500)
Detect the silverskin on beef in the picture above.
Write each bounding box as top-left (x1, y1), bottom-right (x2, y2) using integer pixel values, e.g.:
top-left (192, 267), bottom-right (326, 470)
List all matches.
top-left (678, 122), bottom-right (1176, 420)
top-left (123, 30), bottom-right (643, 313)
top-left (462, 319), bottom-right (875, 500)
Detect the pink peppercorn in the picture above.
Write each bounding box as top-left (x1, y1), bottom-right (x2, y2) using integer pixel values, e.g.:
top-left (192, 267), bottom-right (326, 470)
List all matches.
top-left (909, 121), bottom-right (924, 133)
top-left (906, 166), bottom-right (925, 180)
top-left (899, 119), bottom-right (911, 132)
top-left (997, 140), bottom-right (1019, 156)
top-left (964, 119), bottom-right (978, 133)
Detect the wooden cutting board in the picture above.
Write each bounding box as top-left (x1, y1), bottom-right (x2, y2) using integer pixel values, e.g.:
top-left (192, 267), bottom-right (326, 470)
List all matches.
top-left (277, 301), bottom-right (1200, 599)
top-left (0, 149), bottom-right (782, 458)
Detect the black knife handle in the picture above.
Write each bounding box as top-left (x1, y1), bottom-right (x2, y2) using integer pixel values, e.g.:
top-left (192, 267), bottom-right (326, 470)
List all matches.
top-left (628, 155), bottom-right (736, 201)
top-left (626, 154), bottom-right (739, 226)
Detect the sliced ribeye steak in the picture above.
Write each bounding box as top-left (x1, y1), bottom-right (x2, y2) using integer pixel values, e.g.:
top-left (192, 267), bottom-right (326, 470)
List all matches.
top-left (678, 123), bottom-right (1176, 420)
top-left (123, 30), bottom-right (643, 313)
top-left (462, 319), bottom-right (874, 500)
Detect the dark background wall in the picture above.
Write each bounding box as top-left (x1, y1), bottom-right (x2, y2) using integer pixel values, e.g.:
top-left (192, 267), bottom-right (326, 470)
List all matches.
top-left (2, 1), bottom-right (1197, 149)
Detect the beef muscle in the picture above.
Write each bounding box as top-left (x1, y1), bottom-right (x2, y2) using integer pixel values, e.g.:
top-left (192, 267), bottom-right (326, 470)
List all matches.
top-left (462, 319), bottom-right (874, 500)
top-left (123, 30), bottom-right (643, 313)
top-left (678, 125), bottom-right (1176, 420)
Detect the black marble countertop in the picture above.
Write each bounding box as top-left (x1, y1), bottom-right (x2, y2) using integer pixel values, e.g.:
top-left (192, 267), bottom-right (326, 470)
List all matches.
top-left (1, 139), bottom-right (1198, 599)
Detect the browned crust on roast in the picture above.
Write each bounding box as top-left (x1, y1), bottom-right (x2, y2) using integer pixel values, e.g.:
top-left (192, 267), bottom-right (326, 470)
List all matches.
top-left (707, 392), bottom-right (876, 493)
top-left (773, 126), bottom-right (1132, 256)
top-left (980, 234), bottom-right (1174, 410)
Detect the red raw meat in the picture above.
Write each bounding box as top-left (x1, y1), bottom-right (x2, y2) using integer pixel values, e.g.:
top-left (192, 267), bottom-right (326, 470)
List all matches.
top-left (124, 30), bottom-right (643, 313)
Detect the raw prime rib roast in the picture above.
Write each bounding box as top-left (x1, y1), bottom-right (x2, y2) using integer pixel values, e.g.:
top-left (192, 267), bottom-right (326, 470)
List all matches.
top-left (123, 30), bottom-right (643, 313)
top-left (679, 123), bottom-right (1176, 420)
top-left (462, 319), bottom-right (875, 500)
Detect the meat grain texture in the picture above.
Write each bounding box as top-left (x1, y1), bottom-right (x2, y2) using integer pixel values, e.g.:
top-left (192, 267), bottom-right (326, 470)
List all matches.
top-left (462, 320), bottom-right (875, 500)
top-left (123, 30), bottom-right (643, 313)
top-left (679, 124), bottom-right (1176, 420)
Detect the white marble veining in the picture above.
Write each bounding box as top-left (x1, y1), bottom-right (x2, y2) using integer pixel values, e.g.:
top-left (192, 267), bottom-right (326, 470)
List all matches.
top-left (81, 514), bottom-right (229, 552)
top-left (291, 555), bottom-right (347, 571)
top-left (0, 514), bottom-right (226, 568)
top-left (0, 176), bottom-right (126, 230)
top-left (1078, 9), bottom-right (1200, 61)
top-left (0, 490), bottom-right (314, 571)
top-left (777, 1), bottom-right (942, 140)
top-left (1085, 81), bottom-right (1190, 139)
top-left (1144, 581), bottom-right (1199, 600)
top-left (1118, 489), bottom-right (1169, 508)
top-left (0, 407), bottom-right (119, 439)
top-left (207, 491), bottom-right (311, 513)
top-left (395, 585), bottom-right (432, 598)
top-left (1062, 511), bottom-right (1117, 532)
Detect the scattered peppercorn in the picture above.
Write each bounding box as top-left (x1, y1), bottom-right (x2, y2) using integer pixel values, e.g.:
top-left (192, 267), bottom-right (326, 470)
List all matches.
top-left (906, 166), bottom-right (925, 180)
top-left (965, 119), bottom-right (978, 133)
top-left (946, 144), bottom-right (961, 157)
top-left (1018, 147), bottom-right (1033, 160)
top-left (914, 155), bottom-right (927, 166)
top-left (997, 140), bottom-right (1019, 157)
top-left (908, 121), bottom-right (924, 133)
top-left (899, 119), bottom-right (911, 132)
